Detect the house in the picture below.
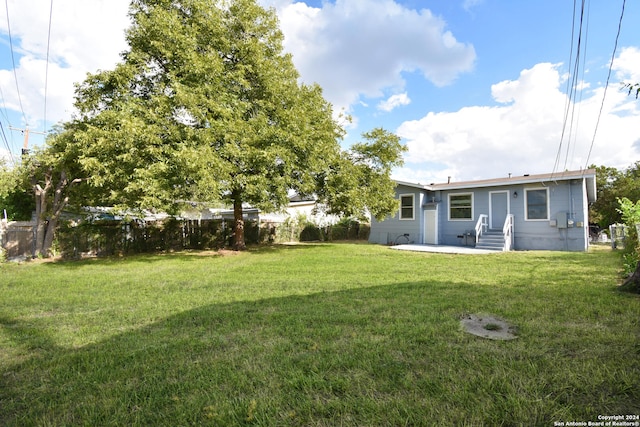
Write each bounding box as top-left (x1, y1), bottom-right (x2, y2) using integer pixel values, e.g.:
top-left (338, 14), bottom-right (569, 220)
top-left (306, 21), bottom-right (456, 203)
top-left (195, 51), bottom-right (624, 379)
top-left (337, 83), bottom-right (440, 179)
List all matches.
top-left (259, 195), bottom-right (340, 227)
top-left (369, 169), bottom-right (597, 252)
top-left (182, 206), bottom-right (260, 222)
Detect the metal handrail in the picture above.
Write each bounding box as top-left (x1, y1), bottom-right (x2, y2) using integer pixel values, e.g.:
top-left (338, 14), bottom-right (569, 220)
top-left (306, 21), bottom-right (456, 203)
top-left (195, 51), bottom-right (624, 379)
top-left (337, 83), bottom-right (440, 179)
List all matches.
top-left (503, 214), bottom-right (514, 251)
top-left (475, 214), bottom-right (488, 245)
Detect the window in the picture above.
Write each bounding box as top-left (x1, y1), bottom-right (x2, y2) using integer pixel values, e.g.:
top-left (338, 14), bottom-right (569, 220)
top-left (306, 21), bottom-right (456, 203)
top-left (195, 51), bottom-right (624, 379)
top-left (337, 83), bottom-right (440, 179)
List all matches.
top-left (525, 188), bottom-right (549, 220)
top-left (399, 194), bottom-right (414, 220)
top-left (449, 193), bottom-right (473, 220)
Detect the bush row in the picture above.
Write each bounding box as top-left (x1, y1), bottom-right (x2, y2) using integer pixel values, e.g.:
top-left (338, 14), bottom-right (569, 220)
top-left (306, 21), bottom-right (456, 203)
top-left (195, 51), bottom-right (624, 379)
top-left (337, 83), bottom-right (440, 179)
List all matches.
top-left (273, 217), bottom-right (370, 243)
top-left (55, 218), bottom-right (262, 258)
top-left (54, 217), bottom-right (370, 259)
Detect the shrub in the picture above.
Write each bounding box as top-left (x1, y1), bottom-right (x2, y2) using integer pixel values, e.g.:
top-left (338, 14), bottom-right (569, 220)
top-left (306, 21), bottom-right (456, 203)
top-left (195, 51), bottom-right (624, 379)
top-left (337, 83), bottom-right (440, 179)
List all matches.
top-left (54, 217), bottom-right (256, 259)
top-left (300, 224), bottom-right (323, 242)
top-left (326, 218), bottom-right (370, 241)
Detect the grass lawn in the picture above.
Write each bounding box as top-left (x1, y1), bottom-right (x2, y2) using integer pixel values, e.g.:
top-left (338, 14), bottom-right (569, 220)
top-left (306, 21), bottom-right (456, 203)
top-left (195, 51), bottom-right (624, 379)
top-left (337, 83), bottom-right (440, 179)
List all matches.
top-left (0, 243), bottom-right (638, 426)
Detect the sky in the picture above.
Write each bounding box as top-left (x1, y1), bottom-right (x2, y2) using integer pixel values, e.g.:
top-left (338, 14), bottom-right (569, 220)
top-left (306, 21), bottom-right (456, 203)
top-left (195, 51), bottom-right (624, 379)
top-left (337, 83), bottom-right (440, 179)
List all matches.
top-left (0, 0), bottom-right (639, 185)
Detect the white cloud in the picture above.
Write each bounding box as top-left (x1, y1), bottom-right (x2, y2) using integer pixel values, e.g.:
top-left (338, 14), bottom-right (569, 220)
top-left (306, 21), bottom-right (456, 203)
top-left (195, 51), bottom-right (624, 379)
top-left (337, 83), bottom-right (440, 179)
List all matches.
top-left (378, 93), bottom-right (411, 112)
top-left (266, 0), bottom-right (476, 112)
top-left (396, 62), bottom-right (640, 184)
top-left (0, 0), bottom-right (476, 134)
top-left (463, 0), bottom-right (484, 12)
top-left (0, 0), bottom-right (130, 128)
top-left (612, 46), bottom-right (640, 83)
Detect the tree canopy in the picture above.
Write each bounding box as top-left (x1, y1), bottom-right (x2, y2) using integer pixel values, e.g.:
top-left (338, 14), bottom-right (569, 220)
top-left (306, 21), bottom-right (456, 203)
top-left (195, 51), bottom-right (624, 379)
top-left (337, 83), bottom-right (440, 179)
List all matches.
top-left (0, 161), bottom-right (33, 221)
top-left (65, 0), bottom-right (404, 250)
top-left (590, 162), bottom-right (640, 230)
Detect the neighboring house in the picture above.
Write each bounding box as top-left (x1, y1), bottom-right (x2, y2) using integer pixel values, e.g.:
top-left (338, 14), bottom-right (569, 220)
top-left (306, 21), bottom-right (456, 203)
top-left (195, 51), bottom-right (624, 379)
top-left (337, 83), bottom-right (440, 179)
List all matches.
top-left (369, 169), bottom-right (597, 252)
top-left (182, 207), bottom-right (260, 221)
top-left (260, 196), bottom-right (340, 226)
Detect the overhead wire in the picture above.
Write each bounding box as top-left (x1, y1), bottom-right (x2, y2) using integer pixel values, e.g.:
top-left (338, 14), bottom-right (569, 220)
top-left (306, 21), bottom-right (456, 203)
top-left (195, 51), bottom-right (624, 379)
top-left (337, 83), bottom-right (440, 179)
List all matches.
top-left (4, 0), bottom-right (28, 127)
top-left (0, 86), bottom-right (18, 159)
top-left (552, 0), bottom-right (586, 179)
top-left (43, 0), bottom-right (54, 138)
top-left (0, 11), bottom-right (17, 163)
top-left (0, 120), bottom-right (15, 166)
top-left (565, 0), bottom-right (590, 172)
top-left (583, 0), bottom-right (626, 170)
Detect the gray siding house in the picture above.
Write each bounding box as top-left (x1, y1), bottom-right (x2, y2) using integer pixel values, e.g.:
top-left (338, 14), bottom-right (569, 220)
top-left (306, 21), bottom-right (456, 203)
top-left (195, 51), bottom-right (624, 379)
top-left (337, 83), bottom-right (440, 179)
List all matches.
top-left (369, 169), bottom-right (597, 252)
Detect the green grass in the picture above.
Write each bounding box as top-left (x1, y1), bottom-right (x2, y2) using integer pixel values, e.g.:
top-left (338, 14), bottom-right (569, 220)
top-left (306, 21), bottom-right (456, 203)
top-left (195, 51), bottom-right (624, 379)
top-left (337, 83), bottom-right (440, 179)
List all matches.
top-left (0, 244), bottom-right (638, 426)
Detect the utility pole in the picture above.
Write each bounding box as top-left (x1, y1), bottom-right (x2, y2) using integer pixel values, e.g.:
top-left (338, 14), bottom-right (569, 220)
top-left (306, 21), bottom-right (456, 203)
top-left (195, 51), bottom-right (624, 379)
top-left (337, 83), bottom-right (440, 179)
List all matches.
top-left (9, 126), bottom-right (46, 157)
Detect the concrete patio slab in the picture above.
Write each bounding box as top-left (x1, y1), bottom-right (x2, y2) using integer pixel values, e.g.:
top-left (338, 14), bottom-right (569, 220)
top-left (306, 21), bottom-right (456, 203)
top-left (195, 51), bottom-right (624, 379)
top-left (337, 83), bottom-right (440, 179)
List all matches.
top-left (389, 244), bottom-right (499, 255)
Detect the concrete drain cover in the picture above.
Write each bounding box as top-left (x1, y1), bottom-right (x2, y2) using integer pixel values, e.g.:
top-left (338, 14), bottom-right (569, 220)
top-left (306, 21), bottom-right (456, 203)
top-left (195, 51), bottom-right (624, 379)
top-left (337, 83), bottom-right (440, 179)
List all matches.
top-left (460, 314), bottom-right (518, 340)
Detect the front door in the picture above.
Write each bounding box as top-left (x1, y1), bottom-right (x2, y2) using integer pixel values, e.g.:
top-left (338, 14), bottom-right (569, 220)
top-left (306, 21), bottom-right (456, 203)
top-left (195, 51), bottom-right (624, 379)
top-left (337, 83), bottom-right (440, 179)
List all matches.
top-left (490, 191), bottom-right (509, 230)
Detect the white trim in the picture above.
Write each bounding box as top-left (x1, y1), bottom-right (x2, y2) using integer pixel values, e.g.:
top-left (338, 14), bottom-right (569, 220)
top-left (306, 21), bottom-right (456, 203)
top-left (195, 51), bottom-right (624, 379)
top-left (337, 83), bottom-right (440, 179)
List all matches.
top-left (524, 187), bottom-right (550, 221)
top-left (399, 193), bottom-right (415, 221)
top-left (448, 192), bottom-right (474, 221)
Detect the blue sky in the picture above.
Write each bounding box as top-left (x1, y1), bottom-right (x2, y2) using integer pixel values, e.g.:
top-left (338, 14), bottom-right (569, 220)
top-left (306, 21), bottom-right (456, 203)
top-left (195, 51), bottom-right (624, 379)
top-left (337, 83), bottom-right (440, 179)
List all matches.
top-left (1, 0), bottom-right (639, 184)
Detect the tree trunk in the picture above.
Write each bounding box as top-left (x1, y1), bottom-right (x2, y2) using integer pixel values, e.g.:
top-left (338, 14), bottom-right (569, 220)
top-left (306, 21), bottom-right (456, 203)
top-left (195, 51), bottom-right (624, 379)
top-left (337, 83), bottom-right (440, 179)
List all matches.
top-left (620, 261), bottom-right (640, 294)
top-left (32, 170), bottom-right (80, 258)
top-left (33, 171), bottom-right (52, 258)
top-left (232, 191), bottom-right (246, 251)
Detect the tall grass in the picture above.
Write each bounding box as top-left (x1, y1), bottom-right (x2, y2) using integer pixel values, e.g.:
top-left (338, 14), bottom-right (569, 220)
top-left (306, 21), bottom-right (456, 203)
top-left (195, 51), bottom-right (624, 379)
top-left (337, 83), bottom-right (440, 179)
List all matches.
top-left (1, 244), bottom-right (638, 425)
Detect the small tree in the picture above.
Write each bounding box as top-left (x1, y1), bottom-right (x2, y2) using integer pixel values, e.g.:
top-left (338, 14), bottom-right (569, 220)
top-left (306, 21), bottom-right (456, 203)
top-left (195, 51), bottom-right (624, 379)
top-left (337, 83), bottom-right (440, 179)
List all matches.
top-left (617, 197), bottom-right (640, 293)
top-left (614, 81), bottom-right (640, 292)
top-left (0, 161), bottom-right (33, 221)
top-left (624, 82), bottom-right (639, 99)
top-left (21, 128), bottom-right (90, 257)
top-left (315, 128), bottom-right (406, 221)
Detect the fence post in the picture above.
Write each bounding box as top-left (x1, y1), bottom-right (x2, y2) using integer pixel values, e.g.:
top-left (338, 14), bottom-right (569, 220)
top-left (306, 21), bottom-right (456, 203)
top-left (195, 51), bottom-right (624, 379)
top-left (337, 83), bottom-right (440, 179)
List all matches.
top-left (0, 217), bottom-right (6, 257)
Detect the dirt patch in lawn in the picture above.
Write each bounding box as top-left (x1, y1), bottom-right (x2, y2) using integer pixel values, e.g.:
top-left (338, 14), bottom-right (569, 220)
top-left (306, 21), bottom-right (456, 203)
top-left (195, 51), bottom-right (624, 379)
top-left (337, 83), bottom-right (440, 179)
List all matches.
top-left (460, 314), bottom-right (518, 340)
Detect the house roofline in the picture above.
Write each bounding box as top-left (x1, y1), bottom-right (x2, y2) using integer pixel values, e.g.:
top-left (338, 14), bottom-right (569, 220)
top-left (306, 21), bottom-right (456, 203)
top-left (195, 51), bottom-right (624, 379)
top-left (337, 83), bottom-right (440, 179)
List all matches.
top-left (394, 180), bottom-right (430, 190)
top-left (395, 169), bottom-right (597, 201)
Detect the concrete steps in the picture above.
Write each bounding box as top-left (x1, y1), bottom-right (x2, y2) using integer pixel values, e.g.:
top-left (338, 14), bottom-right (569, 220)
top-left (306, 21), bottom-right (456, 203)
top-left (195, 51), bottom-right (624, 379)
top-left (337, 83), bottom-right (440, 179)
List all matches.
top-left (475, 230), bottom-right (505, 251)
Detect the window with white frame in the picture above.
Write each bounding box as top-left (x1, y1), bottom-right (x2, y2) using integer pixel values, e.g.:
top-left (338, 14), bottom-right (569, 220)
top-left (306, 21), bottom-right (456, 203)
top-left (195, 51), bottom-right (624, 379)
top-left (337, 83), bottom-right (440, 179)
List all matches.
top-left (525, 188), bottom-right (549, 220)
top-left (399, 194), bottom-right (415, 220)
top-left (449, 193), bottom-right (473, 220)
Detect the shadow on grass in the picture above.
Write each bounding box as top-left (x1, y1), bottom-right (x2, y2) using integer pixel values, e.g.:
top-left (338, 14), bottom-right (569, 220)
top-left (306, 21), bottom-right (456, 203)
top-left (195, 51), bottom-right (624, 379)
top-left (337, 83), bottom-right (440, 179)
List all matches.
top-left (0, 315), bottom-right (61, 354)
top-left (2, 278), bottom-right (638, 426)
top-left (39, 243), bottom-right (335, 269)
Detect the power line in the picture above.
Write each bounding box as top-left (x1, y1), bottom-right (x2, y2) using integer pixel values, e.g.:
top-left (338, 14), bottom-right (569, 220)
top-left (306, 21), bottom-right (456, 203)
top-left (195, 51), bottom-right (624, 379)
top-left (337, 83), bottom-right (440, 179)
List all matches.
top-left (43, 0), bottom-right (54, 136)
top-left (553, 0), bottom-right (587, 178)
top-left (4, 0), bottom-right (28, 127)
top-left (0, 79), bottom-right (11, 124)
top-left (0, 120), bottom-right (16, 166)
top-left (583, 0), bottom-right (626, 170)
top-left (564, 0), bottom-right (590, 172)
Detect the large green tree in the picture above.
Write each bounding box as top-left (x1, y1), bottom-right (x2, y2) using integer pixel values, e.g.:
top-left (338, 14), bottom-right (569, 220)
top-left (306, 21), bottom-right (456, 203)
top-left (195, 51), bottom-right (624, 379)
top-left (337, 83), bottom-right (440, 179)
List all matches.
top-left (69, 0), bottom-right (403, 250)
top-left (590, 162), bottom-right (640, 230)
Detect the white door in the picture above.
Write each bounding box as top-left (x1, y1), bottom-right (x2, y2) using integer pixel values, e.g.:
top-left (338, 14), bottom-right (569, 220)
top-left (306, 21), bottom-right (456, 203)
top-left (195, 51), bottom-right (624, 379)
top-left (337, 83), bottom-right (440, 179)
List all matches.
top-left (424, 208), bottom-right (438, 244)
top-left (490, 191), bottom-right (509, 230)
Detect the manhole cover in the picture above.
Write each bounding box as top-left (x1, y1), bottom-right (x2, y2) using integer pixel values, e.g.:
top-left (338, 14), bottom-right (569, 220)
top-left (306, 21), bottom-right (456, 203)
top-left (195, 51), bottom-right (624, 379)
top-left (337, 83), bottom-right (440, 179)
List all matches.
top-left (460, 314), bottom-right (518, 340)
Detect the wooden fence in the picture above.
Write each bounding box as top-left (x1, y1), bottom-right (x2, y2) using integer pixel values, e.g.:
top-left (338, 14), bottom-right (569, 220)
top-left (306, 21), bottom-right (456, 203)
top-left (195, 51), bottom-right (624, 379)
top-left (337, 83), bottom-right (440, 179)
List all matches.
top-left (1, 217), bottom-right (370, 260)
top-left (0, 221), bottom-right (35, 260)
top-left (55, 218), bottom-right (264, 258)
